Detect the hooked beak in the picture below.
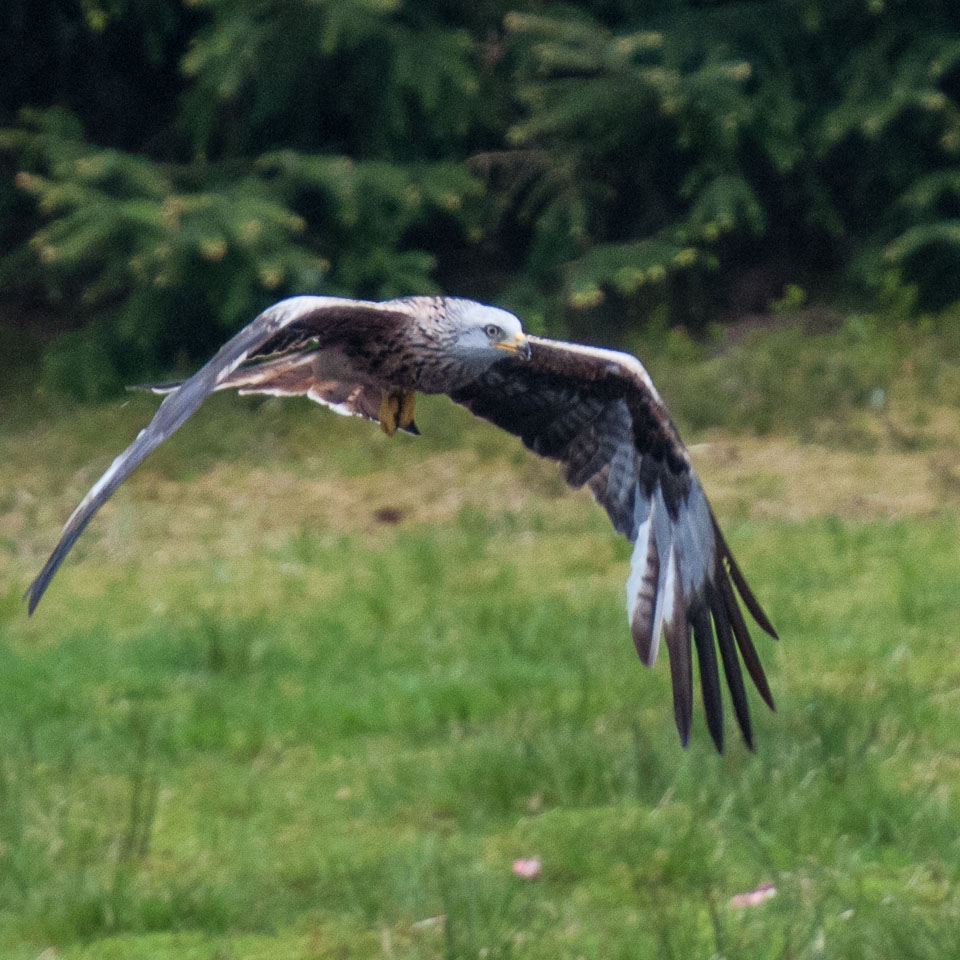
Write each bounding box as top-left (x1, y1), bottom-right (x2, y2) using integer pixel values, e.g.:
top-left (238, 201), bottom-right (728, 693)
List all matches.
top-left (494, 331), bottom-right (532, 360)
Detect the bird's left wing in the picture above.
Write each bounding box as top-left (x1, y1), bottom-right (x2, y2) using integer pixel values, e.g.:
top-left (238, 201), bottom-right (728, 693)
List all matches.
top-left (25, 295), bottom-right (412, 613)
top-left (448, 335), bottom-right (777, 751)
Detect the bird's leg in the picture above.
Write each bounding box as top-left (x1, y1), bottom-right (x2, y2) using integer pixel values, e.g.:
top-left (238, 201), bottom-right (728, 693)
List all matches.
top-left (379, 391), bottom-right (400, 436)
top-left (379, 390), bottom-right (416, 436)
top-left (398, 391), bottom-right (416, 430)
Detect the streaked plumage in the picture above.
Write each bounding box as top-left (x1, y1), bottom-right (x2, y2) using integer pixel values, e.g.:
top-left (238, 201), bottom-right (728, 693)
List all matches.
top-left (25, 294), bottom-right (777, 751)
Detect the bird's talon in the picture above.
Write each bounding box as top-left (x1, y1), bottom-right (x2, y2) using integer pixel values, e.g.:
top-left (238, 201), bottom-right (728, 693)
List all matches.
top-left (398, 391), bottom-right (416, 429)
top-left (379, 392), bottom-right (400, 436)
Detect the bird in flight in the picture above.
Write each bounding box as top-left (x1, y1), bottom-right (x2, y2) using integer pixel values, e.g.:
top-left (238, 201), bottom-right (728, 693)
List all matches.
top-left (25, 295), bottom-right (777, 751)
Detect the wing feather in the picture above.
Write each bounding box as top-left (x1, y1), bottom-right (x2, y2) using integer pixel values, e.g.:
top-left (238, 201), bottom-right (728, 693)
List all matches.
top-left (134, 356), bottom-right (419, 433)
top-left (709, 581), bottom-right (753, 749)
top-left (718, 565), bottom-right (776, 711)
top-left (450, 334), bottom-right (776, 750)
top-left (627, 507), bottom-right (658, 663)
top-left (662, 572), bottom-right (693, 747)
top-left (25, 296), bottom-right (412, 613)
top-left (692, 602), bottom-right (724, 752)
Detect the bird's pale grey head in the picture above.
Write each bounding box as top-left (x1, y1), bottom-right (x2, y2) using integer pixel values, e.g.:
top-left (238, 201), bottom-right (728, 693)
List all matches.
top-left (444, 299), bottom-right (531, 374)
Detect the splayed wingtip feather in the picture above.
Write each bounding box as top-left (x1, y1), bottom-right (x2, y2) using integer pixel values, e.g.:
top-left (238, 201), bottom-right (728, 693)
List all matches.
top-left (692, 603), bottom-right (724, 753)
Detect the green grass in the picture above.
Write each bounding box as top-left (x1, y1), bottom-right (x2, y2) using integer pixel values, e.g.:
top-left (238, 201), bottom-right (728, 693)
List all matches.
top-left (2, 390), bottom-right (960, 959)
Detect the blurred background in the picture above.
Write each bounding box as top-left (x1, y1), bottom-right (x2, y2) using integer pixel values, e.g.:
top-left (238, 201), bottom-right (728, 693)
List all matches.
top-left (2, 2), bottom-right (960, 959)
top-left (3, 0), bottom-right (960, 397)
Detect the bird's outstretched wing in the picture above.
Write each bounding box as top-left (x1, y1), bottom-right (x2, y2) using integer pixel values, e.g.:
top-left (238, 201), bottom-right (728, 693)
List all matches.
top-left (24, 296), bottom-right (412, 613)
top-left (449, 336), bottom-right (777, 752)
top-left (134, 355), bottom-right (419, 434)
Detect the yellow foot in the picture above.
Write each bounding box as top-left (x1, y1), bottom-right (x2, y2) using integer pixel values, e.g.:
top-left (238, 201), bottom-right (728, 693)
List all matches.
top-left (398, 391), bottom-right (416, 430)
top-left (379, 390), bottom-right (416, 436)
top-left (379, 391), bottom-right (400, 436)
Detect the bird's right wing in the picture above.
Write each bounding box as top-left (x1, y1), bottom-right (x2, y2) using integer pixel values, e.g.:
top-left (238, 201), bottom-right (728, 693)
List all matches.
top-left (25, 295), bottom-right (412, 613)
top-left (449, 335), bottom-right (777, 751)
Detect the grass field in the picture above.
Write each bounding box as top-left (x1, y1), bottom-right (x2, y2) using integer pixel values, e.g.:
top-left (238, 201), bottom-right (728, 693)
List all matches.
top-left (2, 380), bottom-right (960, 959)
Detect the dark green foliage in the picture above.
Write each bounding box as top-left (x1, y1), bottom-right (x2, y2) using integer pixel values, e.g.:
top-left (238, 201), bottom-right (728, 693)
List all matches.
top-left (502, 1), bottom-right (960, 322)
top-left (0, 0), bottom-right (505, 395)
top-left (2, 0), bottom-right (960, 395)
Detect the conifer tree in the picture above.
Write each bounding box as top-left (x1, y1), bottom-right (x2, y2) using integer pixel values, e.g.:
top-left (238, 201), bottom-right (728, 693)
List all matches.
top-left (2, 0), bottom-right (960, 394)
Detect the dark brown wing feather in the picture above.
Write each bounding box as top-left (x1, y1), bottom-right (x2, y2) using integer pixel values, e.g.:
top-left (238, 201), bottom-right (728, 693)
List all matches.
top-left (24, 296), bottom-right (413, 613)
top-left (449, 335), bottom-right (777, 751)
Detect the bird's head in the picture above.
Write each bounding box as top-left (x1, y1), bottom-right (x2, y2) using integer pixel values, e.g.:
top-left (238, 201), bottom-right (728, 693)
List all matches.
top-left (446, 300), bottom-right (532, 371)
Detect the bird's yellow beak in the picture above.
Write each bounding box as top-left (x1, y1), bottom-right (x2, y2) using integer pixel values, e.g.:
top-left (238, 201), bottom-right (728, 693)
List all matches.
top-left (494, 331), bottom-right (532, 360)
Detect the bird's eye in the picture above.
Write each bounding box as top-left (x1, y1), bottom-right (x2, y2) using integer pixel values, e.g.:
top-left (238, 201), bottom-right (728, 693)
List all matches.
top-left (484, 324), bottom-right (503, 339)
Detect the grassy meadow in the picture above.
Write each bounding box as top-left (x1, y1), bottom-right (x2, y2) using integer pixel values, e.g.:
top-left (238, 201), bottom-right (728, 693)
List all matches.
top-left (2, 335), bottom-right (960, 958)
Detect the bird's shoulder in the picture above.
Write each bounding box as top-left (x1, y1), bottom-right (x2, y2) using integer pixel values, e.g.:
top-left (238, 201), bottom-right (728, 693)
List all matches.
top-left (525, 336), bottom-right (661, 398)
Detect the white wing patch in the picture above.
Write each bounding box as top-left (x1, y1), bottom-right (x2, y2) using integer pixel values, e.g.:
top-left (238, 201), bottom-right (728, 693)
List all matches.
top-left (626, 476), bottom-right (715, 670)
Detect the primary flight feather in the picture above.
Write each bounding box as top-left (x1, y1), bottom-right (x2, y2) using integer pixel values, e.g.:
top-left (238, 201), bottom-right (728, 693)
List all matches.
top-left (26, 295), bottom-right (777, 751)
